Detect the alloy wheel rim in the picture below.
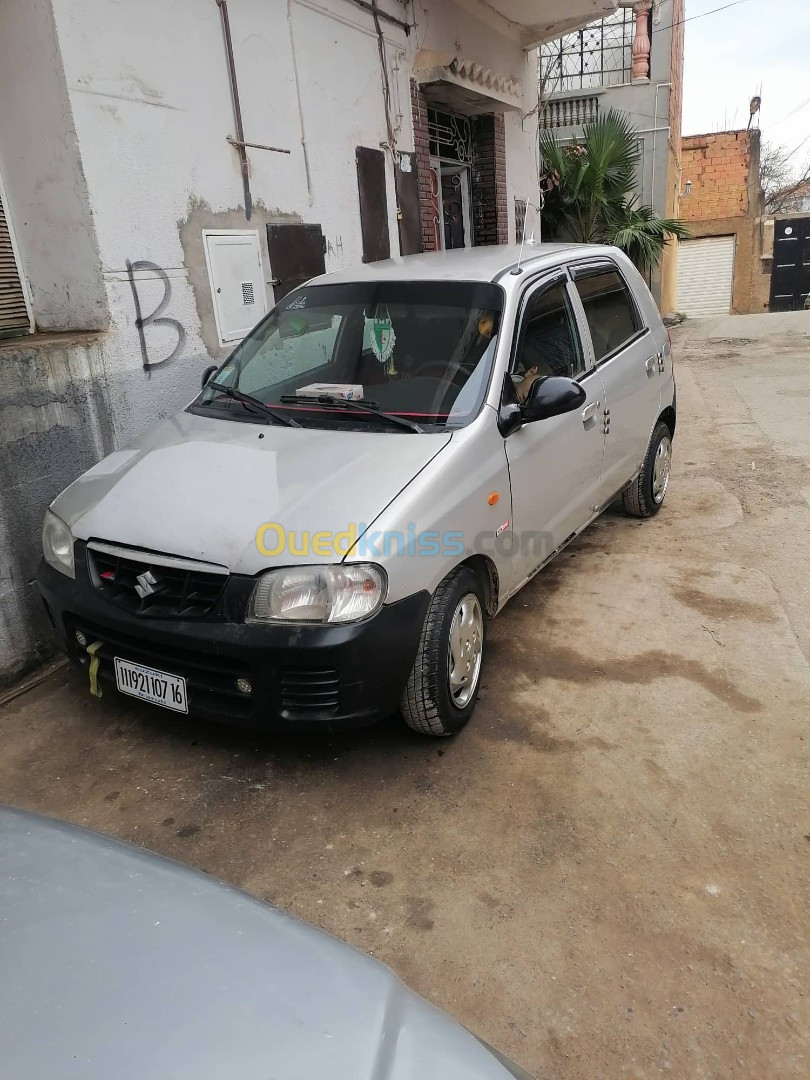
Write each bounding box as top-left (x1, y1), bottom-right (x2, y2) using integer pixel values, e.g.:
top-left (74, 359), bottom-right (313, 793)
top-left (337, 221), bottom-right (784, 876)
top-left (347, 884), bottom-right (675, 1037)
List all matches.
top-left (447, 594), bottom-right (483, 708)
top-left (652, 434), bottom-right (672, 504)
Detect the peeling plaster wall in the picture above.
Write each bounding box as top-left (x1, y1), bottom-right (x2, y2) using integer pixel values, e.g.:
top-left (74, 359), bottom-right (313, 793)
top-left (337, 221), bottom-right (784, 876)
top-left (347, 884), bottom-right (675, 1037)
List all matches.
top-left (0, 335), bottom-right (115, 687)
top-left (45, 0), bottom-right (415, 441)
top-left (177, 200), bottom-right (303, 364)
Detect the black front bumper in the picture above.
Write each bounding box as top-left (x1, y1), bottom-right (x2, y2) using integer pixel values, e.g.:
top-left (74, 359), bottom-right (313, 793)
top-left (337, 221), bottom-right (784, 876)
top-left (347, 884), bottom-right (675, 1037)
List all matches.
top-left (37, 556), bottom-right (429, 731)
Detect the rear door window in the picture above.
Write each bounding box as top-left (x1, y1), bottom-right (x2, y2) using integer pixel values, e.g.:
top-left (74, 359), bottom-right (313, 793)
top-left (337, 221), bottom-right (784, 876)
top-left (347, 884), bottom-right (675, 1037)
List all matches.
top-left (574, 269), bottom-right (642, 363)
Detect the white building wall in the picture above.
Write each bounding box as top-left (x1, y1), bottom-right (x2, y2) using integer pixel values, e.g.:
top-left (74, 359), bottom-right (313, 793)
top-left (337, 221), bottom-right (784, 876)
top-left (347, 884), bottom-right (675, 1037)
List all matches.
top-left (0, 0), bottom-right (543, 683)
top-left (0, 0), bottom-right (106, 330)
top-left (48, 0), bottom-right (417, 445)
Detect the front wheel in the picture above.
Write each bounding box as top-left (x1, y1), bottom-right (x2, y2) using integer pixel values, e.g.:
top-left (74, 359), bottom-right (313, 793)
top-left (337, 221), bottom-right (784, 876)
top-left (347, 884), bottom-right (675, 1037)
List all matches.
top-left (400, 566), bottom-right (485, 736)
top-left (622, 420), bottom-right (673, 518)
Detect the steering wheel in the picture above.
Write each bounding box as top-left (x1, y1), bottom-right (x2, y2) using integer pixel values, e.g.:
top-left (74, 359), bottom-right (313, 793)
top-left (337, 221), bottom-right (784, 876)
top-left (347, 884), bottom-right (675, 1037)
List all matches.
top-left (411, 360), bottom-right (467, 387)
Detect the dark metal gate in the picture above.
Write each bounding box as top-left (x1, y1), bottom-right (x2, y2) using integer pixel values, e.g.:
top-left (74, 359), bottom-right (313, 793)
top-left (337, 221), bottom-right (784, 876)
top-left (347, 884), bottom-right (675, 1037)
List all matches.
top-left (769, 216), bottom-right (810, 311)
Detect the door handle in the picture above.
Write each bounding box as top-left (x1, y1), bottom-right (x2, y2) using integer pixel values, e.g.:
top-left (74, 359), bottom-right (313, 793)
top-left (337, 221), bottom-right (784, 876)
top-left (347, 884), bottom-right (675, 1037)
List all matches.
top-left (581, 401), bottom-right (599, 424)
top-left (645, 355), bottom-right (656, 374)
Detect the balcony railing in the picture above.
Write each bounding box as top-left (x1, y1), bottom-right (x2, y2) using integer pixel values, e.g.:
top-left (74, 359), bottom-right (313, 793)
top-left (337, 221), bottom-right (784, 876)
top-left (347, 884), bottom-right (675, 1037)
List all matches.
top-left (539, 95), bottom-right (600, 129)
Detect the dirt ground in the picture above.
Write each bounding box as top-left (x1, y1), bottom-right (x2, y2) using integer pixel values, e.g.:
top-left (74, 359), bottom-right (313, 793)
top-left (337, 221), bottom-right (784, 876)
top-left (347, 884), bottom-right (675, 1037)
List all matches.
top-left (2, 311), bottom-right (809, 1079)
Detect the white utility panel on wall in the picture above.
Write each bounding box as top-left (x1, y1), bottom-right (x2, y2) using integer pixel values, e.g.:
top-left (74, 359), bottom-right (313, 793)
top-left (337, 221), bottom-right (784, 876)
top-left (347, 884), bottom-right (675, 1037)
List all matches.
top-left (203, 230), bottom-right (267, 346)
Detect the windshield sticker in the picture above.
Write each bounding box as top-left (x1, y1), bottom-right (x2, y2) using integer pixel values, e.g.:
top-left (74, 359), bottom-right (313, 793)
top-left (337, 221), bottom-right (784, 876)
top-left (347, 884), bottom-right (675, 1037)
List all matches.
top-left (369, 304), bottom-right (397, 374)
top-left (287, 294), bottom-right (307, 309)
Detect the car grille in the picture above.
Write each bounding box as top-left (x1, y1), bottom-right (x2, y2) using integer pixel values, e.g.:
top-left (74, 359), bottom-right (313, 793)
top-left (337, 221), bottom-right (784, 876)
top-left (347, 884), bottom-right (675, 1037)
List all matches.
top-left (67, 616), bottom-right (253, 722)
top-left (280, 669), bottom-right (340, 717)
top-left (87, 543), bottom-right (227, 619)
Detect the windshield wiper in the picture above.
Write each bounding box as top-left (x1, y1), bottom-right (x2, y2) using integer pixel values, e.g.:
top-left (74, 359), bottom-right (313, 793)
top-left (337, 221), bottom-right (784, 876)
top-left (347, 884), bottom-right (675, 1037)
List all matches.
top-left (279, 394), bottom-right (424, 434)
top-left (207, 384), bottom-right (300, 427)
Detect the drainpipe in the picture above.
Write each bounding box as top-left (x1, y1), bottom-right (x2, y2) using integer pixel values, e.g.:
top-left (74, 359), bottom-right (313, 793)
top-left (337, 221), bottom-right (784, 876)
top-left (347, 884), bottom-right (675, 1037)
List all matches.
top-left (287, 0), bottom-right (313, 204)
top-left (651, 81), bottom-right (672, 215)
top-left (216, 0), bottom-right (252, 220)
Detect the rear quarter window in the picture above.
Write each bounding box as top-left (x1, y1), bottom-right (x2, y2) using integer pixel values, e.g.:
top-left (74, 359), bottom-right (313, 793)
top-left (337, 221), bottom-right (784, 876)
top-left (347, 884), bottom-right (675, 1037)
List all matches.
top-left (574, 269), bottom-right (643, 363)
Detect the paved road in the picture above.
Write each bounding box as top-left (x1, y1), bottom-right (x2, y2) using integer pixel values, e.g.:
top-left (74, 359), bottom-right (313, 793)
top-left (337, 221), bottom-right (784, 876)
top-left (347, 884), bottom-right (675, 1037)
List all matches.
top-left (3, 312), bottom-right (809, 1078)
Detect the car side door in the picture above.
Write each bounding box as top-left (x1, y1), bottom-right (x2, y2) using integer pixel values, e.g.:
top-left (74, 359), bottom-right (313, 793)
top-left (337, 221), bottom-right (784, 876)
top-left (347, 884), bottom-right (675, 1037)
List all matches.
top-left (570, 261), bottom-right (661, 505)
top-left (503, 273), bottom-right (606, 590)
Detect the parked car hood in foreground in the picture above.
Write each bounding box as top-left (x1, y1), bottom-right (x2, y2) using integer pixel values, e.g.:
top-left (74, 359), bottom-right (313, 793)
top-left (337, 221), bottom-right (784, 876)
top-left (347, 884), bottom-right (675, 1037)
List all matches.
top-left (51, 411), bottom-right (452, 574)
top-left (0, 808), bottom-right (530, 1080)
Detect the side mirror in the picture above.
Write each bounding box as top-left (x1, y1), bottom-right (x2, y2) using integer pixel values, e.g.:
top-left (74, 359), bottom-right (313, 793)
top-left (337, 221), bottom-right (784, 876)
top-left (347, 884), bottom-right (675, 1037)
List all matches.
top-left (521, 376), bottom-right (586, 422)
top-left (201, 364), bottom-right (218, 389)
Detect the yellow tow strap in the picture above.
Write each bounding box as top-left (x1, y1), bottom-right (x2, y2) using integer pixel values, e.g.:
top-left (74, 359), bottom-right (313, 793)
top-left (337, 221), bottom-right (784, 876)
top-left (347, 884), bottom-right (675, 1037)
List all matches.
top-left (86, 640), bottom-right (104, 698)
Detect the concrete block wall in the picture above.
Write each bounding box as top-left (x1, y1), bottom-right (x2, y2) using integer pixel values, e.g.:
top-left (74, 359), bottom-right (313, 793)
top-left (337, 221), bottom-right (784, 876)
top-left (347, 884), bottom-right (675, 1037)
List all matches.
top-left (0, 334), bottom-right (115, 687)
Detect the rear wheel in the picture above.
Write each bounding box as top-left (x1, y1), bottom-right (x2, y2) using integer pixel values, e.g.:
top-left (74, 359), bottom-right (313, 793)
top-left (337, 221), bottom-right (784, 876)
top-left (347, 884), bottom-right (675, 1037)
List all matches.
top-left (622, 420), bottom-right (672, 518)
top-left (400, 566), bottom-right (485, 736)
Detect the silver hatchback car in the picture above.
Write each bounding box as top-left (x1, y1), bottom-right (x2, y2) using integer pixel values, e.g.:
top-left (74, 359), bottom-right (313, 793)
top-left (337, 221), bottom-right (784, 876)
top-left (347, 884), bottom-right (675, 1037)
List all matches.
top-left (38, 244), bottom-right (675, 736)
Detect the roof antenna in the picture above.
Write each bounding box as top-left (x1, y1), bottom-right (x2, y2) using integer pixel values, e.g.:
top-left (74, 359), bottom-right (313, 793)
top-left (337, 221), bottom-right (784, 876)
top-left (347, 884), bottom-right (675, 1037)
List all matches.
top-left (511, 193), bottom-right (544, 276)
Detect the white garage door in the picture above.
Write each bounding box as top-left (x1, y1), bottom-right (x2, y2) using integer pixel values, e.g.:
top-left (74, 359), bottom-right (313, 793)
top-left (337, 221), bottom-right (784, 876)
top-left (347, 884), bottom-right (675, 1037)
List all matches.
top-left (676, 235), bottom-right (735, 317)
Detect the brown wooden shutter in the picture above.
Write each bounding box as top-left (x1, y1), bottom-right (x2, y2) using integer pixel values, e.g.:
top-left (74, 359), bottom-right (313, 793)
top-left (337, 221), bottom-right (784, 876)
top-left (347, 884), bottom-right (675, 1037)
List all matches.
top-left (355, 146), bottom-right (390, 263)
top-left (266, 223), bottom-right (326, 304)
top-left (0, 192), bottom-right (31, 338)
top-left (395, 152), bottom-right (422, 256)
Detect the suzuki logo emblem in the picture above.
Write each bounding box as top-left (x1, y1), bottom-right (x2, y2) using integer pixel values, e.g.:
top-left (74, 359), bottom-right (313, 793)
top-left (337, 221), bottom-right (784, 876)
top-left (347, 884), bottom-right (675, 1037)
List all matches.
top-left (135, 569), bottom-right (159, 599)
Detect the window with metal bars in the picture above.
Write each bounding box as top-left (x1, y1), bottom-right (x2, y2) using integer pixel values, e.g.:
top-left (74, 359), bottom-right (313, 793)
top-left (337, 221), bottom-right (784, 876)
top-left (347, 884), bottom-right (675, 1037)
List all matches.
top-left (540, 7), bottom-right (643, 92)
top-left (427, 107), bottom-right (473, 164)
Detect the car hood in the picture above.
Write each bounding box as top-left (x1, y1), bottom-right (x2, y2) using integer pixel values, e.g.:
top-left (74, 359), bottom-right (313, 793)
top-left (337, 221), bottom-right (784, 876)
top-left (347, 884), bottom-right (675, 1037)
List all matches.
top-left (0, 808), bottom-right (526, 1080)
top-left (52, 411), bottom-right (451, 574)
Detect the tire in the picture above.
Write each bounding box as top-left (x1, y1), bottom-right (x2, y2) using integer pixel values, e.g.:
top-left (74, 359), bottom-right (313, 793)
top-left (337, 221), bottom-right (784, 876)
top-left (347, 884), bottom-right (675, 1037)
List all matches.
top-left (400, 566), bottom-right (485, 737)
top-left (622, 420), bottom-right (673, 518)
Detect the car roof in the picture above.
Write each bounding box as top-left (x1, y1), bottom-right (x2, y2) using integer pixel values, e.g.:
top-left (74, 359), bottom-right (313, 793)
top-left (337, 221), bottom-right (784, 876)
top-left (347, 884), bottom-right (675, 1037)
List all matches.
top-left (308, 242), bottom-right (612, 285)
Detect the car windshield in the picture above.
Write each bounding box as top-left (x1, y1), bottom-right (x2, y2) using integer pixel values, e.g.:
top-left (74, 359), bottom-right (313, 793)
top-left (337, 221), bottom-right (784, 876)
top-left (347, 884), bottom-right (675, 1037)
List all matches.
top-left (193, 281), bottom-right (504, 432)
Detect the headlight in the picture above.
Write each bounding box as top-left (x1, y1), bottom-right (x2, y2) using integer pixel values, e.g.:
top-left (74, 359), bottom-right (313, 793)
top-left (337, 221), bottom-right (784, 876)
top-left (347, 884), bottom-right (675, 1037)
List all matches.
top-left (248, 565), bottom-right (386, 624)
top-left (42, 509), bottom-right (75, 579)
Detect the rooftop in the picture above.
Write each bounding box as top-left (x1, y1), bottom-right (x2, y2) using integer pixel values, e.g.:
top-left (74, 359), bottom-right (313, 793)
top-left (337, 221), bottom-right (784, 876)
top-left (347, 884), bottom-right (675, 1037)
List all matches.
top-left (310, 243), bottom-right (610, 285)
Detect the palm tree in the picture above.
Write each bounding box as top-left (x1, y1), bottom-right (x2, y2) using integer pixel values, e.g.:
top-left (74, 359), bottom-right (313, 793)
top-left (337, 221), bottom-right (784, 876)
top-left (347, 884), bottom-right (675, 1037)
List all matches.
top-left (538, 109), bottom-right (689, 273)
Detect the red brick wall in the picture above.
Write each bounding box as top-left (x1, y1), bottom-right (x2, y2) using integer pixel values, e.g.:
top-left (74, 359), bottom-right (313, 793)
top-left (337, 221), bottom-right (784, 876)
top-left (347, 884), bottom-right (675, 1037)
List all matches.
top-left (494, 114), bottom-right (509, 245)
top-left (471, 113), bottom-right (509, 246)
top-left (411, 81), bottom-right (435, 252)
top-left (679, 129), bottom-right (767, 313)
top-left (410, 80), bottom-right (508, 249)
top-left (681, 130), bottom-right (752, 221)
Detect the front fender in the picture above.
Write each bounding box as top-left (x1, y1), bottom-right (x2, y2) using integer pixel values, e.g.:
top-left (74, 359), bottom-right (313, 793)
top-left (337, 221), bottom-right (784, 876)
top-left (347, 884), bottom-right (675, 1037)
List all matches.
top-left (344, 409), bottom-right (513, 605)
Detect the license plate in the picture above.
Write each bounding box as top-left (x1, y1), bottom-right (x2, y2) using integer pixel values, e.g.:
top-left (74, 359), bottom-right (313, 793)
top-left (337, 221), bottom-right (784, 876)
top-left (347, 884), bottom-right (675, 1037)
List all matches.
top-left (114, 657), bottom-right (188, 713)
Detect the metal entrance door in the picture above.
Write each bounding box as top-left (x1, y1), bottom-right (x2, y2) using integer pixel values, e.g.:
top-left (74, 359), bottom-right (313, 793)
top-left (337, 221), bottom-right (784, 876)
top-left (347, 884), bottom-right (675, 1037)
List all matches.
top-left (770, 217), bottom-right (810, 311)
top-left (427, 106), bottom-right (474, 250)
top-left (430, 163), bottom-right (472, 250)
top-left (676, 236), bottom-right (735, 317)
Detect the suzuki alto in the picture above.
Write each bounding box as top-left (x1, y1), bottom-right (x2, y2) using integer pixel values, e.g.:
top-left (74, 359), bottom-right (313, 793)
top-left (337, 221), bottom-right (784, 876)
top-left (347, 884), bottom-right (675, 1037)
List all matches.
top-left (38, 244), bottom-right (675, 736)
